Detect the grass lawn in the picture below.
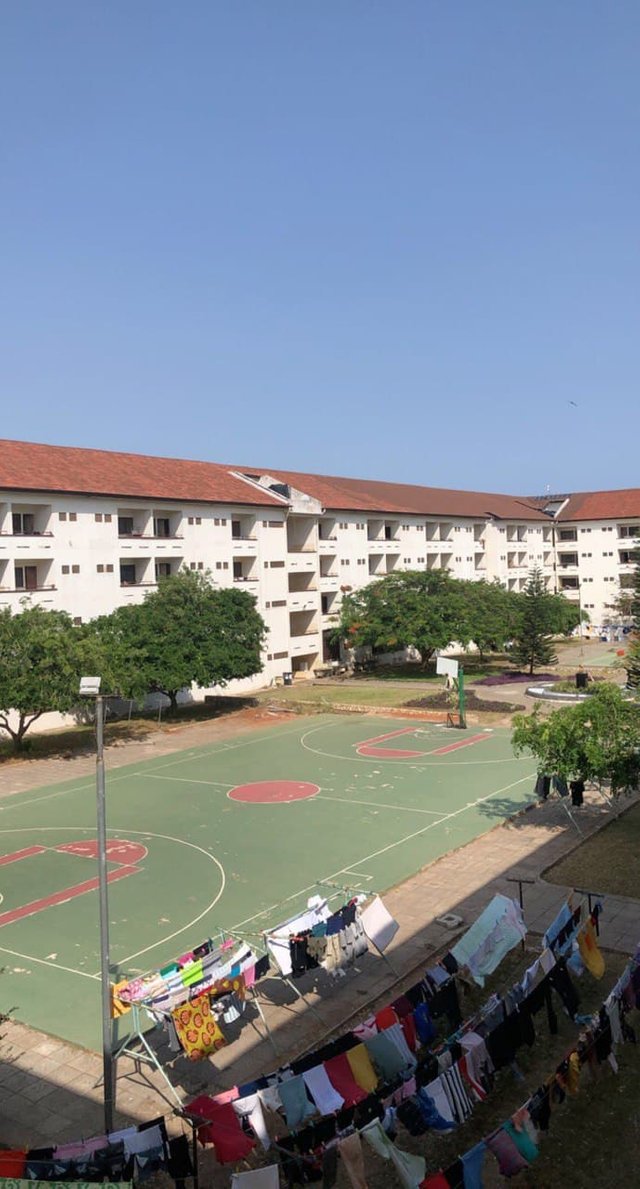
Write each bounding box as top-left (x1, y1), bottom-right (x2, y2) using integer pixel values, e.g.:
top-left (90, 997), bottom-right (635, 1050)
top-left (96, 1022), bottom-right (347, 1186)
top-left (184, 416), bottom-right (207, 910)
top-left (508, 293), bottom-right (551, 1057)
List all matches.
top-left (545, 801), bottom-right (640, 900)
top-left (388, 948), bottom-right (636, 1189)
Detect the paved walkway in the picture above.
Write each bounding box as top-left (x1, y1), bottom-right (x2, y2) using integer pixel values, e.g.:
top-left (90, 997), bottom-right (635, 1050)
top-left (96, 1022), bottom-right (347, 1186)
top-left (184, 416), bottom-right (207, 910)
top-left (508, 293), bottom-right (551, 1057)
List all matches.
top-left (1, 712), bottom-right (639, 1178)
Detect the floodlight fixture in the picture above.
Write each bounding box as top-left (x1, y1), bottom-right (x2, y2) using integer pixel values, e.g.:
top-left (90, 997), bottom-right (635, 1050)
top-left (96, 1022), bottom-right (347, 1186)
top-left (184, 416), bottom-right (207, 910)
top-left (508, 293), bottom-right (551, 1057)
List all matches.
top-left (79, 676), bottom-right (102, 697)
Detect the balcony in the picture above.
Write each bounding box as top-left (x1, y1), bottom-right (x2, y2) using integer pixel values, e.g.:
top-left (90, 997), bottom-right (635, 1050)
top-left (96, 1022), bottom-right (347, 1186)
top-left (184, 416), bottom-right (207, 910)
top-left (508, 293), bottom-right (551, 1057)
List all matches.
top-left (290, 634), bottom-right (321, 657)
top-left (319, 574), bottom-right (339, 591)
top-left (288, 593), bottom-right (318, 612)
top-left (318, 538), bottom-right (338, 554)
top-left (288, 554), bottom-right (317, 573)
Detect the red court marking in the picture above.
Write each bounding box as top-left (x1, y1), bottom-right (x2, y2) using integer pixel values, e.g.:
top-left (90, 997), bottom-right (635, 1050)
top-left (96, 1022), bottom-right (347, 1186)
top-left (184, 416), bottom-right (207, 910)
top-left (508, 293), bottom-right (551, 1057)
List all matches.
top-left (358, 746), bottom-right (424, 758)
top-left (430, 732), bottom-right (490, 756)
top-left (0, 865), bottom-right (140, 929)
top-left (0, 845), bottom-right (47, 867)
top-left (56, 840), bottom-right (148, 864)
top-left (228, 780), bottom-right (320, 804)
top-left (355, 727), bottom-right (423, 759)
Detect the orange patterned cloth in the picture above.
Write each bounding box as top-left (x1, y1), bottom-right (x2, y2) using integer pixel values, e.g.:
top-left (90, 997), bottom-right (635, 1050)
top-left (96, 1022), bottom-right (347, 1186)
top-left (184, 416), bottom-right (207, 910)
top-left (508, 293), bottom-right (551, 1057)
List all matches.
top-left (172, 992), bottom-right (226, 1060)
top-left (211, 973), bottom-right (246, 1001)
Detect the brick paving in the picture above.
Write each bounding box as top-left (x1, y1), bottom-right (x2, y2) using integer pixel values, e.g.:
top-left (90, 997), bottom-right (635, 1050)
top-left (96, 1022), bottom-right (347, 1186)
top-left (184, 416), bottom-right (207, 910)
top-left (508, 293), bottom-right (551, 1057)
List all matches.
top-left (1, 711), bottom-right (639, 1178)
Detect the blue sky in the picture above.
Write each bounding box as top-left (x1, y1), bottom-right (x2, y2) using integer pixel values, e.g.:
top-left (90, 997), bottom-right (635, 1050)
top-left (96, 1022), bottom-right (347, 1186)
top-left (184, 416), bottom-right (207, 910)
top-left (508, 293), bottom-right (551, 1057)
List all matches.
top-left (2, 3), bottom-right (638, 493)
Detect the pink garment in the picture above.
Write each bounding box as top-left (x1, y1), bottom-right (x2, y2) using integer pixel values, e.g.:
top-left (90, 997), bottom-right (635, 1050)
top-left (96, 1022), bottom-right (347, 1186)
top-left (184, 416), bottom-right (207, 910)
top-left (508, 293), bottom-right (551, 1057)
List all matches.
top-left (212, 1087), bottom-right (240, 1104)
top-left (353, 1016), bottom-right (378, 1040)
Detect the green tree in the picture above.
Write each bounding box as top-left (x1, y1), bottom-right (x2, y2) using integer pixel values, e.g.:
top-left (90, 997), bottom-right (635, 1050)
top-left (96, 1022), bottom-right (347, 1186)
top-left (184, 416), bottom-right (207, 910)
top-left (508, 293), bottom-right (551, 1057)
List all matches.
top-left (510, 567), bottom-right (559, 674)
top-left (92, 569), bottom-right (267, 709)
top-left (0, 603), bottom-right (96, 751)
top-left (512, 683), bottom-right (640, 796)
top-left (336, 570), bottom-right (470, 666)
top-left (458, 580), bottom-right (521, 660)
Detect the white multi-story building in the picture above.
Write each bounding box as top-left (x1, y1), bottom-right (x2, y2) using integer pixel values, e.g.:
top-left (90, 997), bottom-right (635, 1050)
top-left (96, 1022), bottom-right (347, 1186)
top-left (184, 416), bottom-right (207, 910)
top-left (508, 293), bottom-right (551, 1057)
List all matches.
top-left (0, 441), bottom-right (638, 692)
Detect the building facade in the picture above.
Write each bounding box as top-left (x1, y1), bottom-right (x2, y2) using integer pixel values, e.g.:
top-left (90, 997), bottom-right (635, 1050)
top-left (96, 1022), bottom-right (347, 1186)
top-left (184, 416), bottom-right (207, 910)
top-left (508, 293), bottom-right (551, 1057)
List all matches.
top-left (0, 441), bottom-right (638, 694)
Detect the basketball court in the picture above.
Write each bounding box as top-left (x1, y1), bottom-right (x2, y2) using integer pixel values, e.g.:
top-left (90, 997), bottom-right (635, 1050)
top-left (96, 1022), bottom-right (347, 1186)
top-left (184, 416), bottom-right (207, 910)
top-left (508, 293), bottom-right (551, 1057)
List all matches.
top-left (0, 714), bottom-right (535, 1049)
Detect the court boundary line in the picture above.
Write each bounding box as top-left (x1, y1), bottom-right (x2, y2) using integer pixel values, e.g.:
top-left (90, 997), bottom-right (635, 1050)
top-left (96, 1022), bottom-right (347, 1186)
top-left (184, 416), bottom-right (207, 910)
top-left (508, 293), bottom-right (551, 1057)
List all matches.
top-left (300, 722), bottom-right (525, 766)
top-left (231, 770), bottom-right (535, 931)
top-left (0, 825), bottom-right (227, 976)
top-left (315, 795), bottom-right (444, 816)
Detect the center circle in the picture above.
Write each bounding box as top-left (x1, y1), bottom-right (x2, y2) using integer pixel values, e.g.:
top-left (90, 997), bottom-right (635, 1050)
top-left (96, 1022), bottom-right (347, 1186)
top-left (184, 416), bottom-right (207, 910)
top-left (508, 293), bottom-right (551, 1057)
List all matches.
top-left (228, 780), bottom-right (320, 804)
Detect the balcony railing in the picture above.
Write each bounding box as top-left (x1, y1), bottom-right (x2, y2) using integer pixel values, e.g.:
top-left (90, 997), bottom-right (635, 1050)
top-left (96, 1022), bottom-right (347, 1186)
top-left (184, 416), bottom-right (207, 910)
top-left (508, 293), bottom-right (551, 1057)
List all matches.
top-left (4, 584), bottom-right (57, 593)
top-left (1, 531), bottom-right (54, 538)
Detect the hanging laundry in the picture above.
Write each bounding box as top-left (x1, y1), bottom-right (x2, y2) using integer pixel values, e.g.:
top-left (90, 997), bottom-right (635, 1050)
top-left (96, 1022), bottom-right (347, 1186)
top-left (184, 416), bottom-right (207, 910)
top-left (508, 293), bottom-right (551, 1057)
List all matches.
top-left (265, 898), bottom-right (331, 975)
top-left (171, 992), bottom-right (226, 1059)
top-left (277, 1074), bottom-right (316, 1128)
top-left (361, 1117), bottom-right (426, 1188)
top-left (185, 1096), bottom-right (255, 1163)
top-left (460, 1141), bottom-right (487, 1189)
top-left (230, 1167), bottom-right (280, 1187)
top-left (485, 1127), bottom-right (530, 1177)
top-left (232, 1093), bottom-right (271, 1150)
top-left (337, 1132), bottom-right (369, 1189)
top-left (578, 916), bottom-right (606, 979)
top-left (324, 1053), bottom-right (369, 1106)
top-left (302, 1065), bottom-right (345, 1115)
top-left (359, 895), bottom-right (399, 952)
top-left (345, 1044), bottom-right (379, 1094)
top-left (0, 1150), bottom-right (27, 1177)
top-left (450, 895), bottom-right (526, 986)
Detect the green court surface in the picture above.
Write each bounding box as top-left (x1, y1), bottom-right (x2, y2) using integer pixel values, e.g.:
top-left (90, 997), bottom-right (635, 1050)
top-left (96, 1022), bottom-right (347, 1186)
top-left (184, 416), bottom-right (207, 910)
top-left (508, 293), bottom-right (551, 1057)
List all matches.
top-left (0, 715), bottom-right (535, 1049)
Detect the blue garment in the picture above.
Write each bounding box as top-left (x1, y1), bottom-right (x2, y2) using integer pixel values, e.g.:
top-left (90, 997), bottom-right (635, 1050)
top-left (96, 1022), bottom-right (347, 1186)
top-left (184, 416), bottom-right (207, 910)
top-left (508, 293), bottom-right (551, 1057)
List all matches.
top-left (462, 1141), bottom-right (487, 1188)
top-left (543, 902), bottom-right (582, 957)
top-left (415, 1088), bottom-right (456, 1132)
top-left (277, 1075), bottom-right (315, 1128)
top-left (413, 1001), bottom-right (436, 1044)
top-left (450, 895), bottom-right (526, 986)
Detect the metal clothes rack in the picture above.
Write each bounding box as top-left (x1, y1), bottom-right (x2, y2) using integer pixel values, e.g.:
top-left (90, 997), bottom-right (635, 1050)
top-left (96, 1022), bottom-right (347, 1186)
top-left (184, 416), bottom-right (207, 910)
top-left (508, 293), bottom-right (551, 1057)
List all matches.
top-left (108, 929), bottom-right (278, 1102)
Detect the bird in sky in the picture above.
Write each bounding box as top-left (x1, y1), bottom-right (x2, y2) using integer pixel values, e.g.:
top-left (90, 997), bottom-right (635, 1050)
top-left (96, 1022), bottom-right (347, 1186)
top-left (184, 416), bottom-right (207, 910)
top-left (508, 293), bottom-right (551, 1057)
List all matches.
top-left (568, 400), bottom-right (578, 406)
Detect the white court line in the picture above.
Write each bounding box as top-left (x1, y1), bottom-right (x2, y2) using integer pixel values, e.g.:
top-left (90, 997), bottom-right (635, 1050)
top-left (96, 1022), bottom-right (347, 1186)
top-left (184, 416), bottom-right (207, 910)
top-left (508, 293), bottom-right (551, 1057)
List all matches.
top-left (140, 774), bottom-right (234, 789)
top-left (315, 795), bottom-right (444, 816)
top-left (0, 720), bottom-right (314, 813)
top-left (232, 772), bottom-right (535, 930)
top-left (300, 722), bottom-right (527, 767)
top-left (0, 944), bottom-right (100, 981)
top-left (0, 824), bottom-right (226, 975)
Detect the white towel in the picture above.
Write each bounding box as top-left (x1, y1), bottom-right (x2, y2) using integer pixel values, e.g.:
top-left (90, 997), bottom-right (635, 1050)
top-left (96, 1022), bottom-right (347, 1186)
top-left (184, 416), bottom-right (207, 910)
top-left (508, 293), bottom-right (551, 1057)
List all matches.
top-left (359, 896), bottom-right (399, 953)
top-left (231, 1167), bottom-right (280, 1187)
top-left (302, 1065), bottom-right (345, 1115)
top-left (232, 1093), bottom-right (270, 1150)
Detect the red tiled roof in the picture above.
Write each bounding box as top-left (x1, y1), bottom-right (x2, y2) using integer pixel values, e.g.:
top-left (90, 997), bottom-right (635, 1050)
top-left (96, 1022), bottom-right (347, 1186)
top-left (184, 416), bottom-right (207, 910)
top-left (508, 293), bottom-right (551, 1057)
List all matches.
top-left (0, 440), bottom-right (284, 507)
top-left (557, 490), bottom-right (640, 522)
top-left (250, 468), bottom-right (550, 520)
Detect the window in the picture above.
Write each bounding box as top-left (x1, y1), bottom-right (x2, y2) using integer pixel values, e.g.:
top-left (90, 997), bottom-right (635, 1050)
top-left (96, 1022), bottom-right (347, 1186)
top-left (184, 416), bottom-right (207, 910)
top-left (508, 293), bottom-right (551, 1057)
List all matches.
top-left (559, 529), bottom-right (577, 542)
top-left (190, 562), bottom-right (196, 570)
top-left (233, 561), bottom-right (244, 580)
top-left (97, 564), bottom-right (104, 573)
top-left (118, 516), bottom-right (134, 536)
top-left (72, 564), bottom-right (80, 574)
top-left (188, 517), bottom-right (194, 525)
top-left (198, 562), bottom-right (204, 570)
top-left (272, 599), bottom-right (286, 607)
top-left (61, 565), bottom-right (70, 575)
top-left (341, 559), bottom-right (350, 565)
top-left (95, 513), bottom-right (102, 523)
top-left (120, 563), bottom-right (137, 585)
top-left (15, 565), bottom-right (38, 590)
top-left (155, 562), bottom-right (172, 579)
top-left (153, 517), bottom-right (170, 538)
top-left (12, 512), bottom-right (35, 535)
top-left (619, 524), bottom-right (640, 537)
top-left (105, 514), bottom-right (112, 523)
top-left (73, 617), bottom-right (82, 625)
top-left (273, 651), bottom-right (289, 660)
top-left (270, 561), bottom-right (285, 568)
top-left (59, 512), bottom-right (67, 521)
top-left (268, 520), bottom-right (283, 528)
top-left (106, 564), bottom-right (114, 573)
top-left (215, 561), bottom-right (222, 569)
top-left (231, 520), bottom-right (241, 538)
top-left (69, 512), bottom-right (77, 522)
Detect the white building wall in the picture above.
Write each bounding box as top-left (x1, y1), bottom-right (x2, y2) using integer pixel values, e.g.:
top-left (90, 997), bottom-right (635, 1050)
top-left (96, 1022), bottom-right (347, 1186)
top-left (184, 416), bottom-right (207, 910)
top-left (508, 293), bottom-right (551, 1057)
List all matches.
top-left (555, 516), bottom-right (640, 630)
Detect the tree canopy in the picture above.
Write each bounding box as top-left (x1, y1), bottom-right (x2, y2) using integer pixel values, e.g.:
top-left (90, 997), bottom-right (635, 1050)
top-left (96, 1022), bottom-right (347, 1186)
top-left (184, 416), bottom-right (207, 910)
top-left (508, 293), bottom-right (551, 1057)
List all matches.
top-left (510, 567), bottom-right (560, 675)
top-left (90, 568), bottom-right (267, 707)
top-left (512, 683), bottom-right (640, 796)
top-left (337, 570), bottom-right (469, 664)
top-left (0, 603), bottom-right (98, 749)
top-left (457, 579), bottom-right (521, 659)
top-left (623, 549), bottom-right (640, 688)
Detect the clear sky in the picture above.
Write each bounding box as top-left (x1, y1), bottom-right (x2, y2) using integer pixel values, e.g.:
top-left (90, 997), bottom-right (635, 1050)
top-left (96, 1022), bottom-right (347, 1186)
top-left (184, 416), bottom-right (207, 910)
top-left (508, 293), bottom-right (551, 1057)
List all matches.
top-left (2, 2), bottom-right (638, 494)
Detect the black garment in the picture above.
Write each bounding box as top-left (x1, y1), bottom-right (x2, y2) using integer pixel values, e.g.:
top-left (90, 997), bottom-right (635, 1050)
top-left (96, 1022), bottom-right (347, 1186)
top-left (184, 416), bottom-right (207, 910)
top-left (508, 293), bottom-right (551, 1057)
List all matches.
top-left (553, 775), bottom-right (569, 797)
top-left (167, 1135), bottom-right (193, 1188)
top-left (396, 1098), bottom-right (429, 1136)
top-left (290, 935), bottom-right (312, 978)
top-left (549, 959), bottom-right (580, 1019)
top-left (405, 981), bottom-right (428, 1008)
top-left (278, 1136), bottom-right (322, 1186)
top-left (443, 1158), bottom-right (465, 1187)
top-left (353, 1094), bottom-right (384, 1128)
top-left (535, 774), bottom-right (551, 799)
top-left (523, 977), bottom-right (557, 1034)
top-left (25, 1150), bottom-right (55, 1181)
top-left (575, 671), bottom-right (588, 689)
top-left (254, 953), bottom-right (271, 980)
top-left (528, 1085), bottom-right (551, 1131)
top-left (570, 779), bottom-right (585, 807)
top-left (321, 1145), bottom-right (338, 1189)
top-left (313, 1117), bottom-right (338, 1146)
top-left (291, 1032), bottom-right (358, 1075)
top-left (335, 1104), bottom-right (356, 1131)
top-left (594, 1008), bottom-right (613, 1063)
top-left (441, 952), bottom-right (459, 975)
top-left (429, 979), bottom-right (462, 1029)
top-left (415, 1052), bottom-right (440, 1087)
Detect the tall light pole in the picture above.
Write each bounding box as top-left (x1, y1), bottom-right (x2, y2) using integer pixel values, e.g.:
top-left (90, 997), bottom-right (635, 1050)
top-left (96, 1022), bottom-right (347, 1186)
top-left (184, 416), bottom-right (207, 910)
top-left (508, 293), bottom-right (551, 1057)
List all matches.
top-left (79, 676), bottom-right (114, 1132)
